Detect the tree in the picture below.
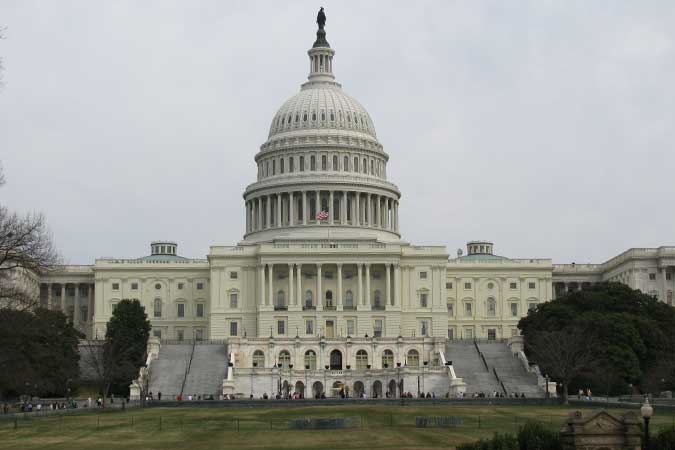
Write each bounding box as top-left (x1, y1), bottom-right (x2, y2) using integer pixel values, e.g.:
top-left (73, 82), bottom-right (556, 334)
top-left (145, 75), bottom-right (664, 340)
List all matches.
top-left (0, 308), bottom-right (82, 399)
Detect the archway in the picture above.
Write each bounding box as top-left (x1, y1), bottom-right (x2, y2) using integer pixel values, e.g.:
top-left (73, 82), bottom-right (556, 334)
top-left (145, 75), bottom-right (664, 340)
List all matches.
top-left (372, 380), bottom-right (382, 398)
top-left (388, 379), bottom-right (397, 398)
top-left (312, 381), bottom-right (324, 398)
top-left (330, 349), bottom-right (342, 370)
top-left (332, 380), bottom-right (345, 398)
top-left (294, 381), bottom-right (305, 398)
top-left (353, 381), bottom-right (365, 398)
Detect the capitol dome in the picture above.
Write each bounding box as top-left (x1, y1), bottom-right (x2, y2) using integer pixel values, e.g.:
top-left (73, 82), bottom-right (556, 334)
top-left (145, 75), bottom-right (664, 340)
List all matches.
top-left (241, 17), bottom-right (401, 243)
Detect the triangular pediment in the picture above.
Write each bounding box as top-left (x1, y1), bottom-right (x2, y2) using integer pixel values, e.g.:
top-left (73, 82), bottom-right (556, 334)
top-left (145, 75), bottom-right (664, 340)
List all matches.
top-left (580, 411), bottom-right (624, 433)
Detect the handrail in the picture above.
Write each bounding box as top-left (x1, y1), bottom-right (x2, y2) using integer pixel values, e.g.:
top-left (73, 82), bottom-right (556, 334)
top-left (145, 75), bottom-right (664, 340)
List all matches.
top-left (473, 340), bottom-right (489, 371)
top-left (493, 367), bottom-right (508, 395)
top-left (180, 340), bottom-right (197, 397)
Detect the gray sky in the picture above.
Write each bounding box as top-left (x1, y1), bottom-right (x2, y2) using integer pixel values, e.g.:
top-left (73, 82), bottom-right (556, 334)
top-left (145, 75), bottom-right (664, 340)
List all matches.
top-left (1, 1), bottom-right (674, 264)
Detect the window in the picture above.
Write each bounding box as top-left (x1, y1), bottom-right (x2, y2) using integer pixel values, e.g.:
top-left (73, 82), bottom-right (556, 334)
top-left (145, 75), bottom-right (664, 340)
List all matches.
top-left (420, 271), bottom-right (428, 279)
top-left (667, 291), bottom-right (673, 306)
top-left (446, 282), bottom-right (453, 289)
top-left (447, 301), bottom-right (454, 316)
top-left (153, 299), bottom-right (162, 318)
top-left (196, 282), bottom-right (204, 290)
top-left (196, 303), bottom-right (204, 318)
top-left (487, 297), bottom-right (496, 317)
top-left (289, 157), bottom-right (294, 172)
top-left (80, 306), bottom-right (88, 322)
top-left (354, 157), bottom-right (359, 172)
top-left (344, 290), bottom-right (354, 309)
top-left (176, 329), bottom-right (184, 341)
top-left (178, 283), bottom-right (184, 290)
top-left (280, 158), bottom-right (284, 173)
top-left (229, 321), bottom-right (238, 337)
top-left (278, 351), bottom-right (291, 368)
top-left (382, 350), bottom-right (394, 368)
top-left (325, 290), bottom-right (333, 307)
top-left (510, 303), bottom-right (518, 317)
top-left (464, 302), bottom-right (472, 317)
top-left (321, 155), bottom-right (327, 170)
top-left (277, 320), bottom-right (285, 335)
top-left (324, 271), bottom-right (333, 279)
top-left (252, 350), bottom-right (265, 368)
top-left (448, 328), bottom-right (454, 339)
top-left (363, 158), bottom-right (367, 173)
top-left (528, 303), bottom-right (537, 312)
top-left (195, 329), bottom-right (204, 341)
top-left (300, 156), bottom-right (305, 171)
top-left (487, 329), bottom-right (496, 340)
top-left (509, 282), bottom-right (517, 289)
top-left (373, 290), bottom-right (382, 309)
top-left (667, 273), bottom-right (672, 281)
top-left (420, 293), bottom-right (428, 308)
top-left (153, 329), bottom-right (162, 339)
top-left (310, 155), bottom-right (316, 170)
top-left (346, 319), bottom-right (355, 336)
top-left (177, 303), bottom-right (185, 318)
top-left (111, 302), bottom-right (118, 312)
top-left (420, 320), bottom-right (429, 336)
top-left (649, 273), bottom-right (656, 281)
top-left (372, 271), bottom-right (380, 280)
top-left (332, 155), bottom-right (338, 170)
top-left (230, 293), bottom-right (238, 308)
top-left (344, 156), bottom-right (349, 171)
top-left (131, 282), bottom-right (138, 290)
top-left (112, 283), bottom-right (119, 291)
top-left (305, 319), bottom-right (314, 335)
top-left (464, 282), bottom-right (472, 290)
top-left (407, 349), bottom-right (419, 367)
top-left (374, 319), bottom-right (383, 338)
top-left (356, 350), bottom-right (368, 370)
top-left (230, 271), bottom-right (238, 279)
top-left (487, 282), bottom-right (494, 289)
top-left (304, 350), bottom-right (316, 370)
top-left (155, 283), bottom-right (161, 290)
top-left (528, 282), bottom-right (536, 289)
top-left (304, 290), bottom-right (313, 308)
top-left (464, 328), bottom-right (473, 339)
top-left (276, 290), bottom-right (286, 308)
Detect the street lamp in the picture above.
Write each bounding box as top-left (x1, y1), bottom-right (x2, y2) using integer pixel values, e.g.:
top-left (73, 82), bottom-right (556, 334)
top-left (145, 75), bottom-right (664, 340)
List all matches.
top-left (641, 397), bottom-right (653, 450)
top-left (545, 374), bottom-right (549, 398)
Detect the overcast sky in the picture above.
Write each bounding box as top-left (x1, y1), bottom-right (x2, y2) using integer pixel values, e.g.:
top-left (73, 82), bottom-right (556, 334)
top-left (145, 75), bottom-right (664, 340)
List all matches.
top-left (1, 1), bottom-right (674, 264)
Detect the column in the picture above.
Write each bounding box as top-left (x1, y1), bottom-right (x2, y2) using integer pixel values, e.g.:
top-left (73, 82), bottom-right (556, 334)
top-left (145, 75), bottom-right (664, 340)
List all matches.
top-left (337, 264), bottom-right (343, 307)
top-left (385, 264), bottom-right (391, 307)
top-left (296, 264), bottom-right (302, 306)
top-left (88, 283), bottom-right (94, 322)
top-left (258, 197), bottom-right (263, 231)
top-left (316, 264), bottom-right (322, 310)
top-left (355, 193), bottom-right (360, 226)
top-left (394, 201), bottom-right (399, 232)
top-left (329, 190), bottom-right (334, 225)
top-left (357, 264), bottom-right (363, 306)
top-left (60, 284), bottom-right (65, 311)
top-left (276, 194), bottom-right (282, 227)
top-left (268, 264), bottom-right (274, 306)
top-left (259, 265), bottom-right (266, 306)
top-left (367, 194), bottom-right (372, 227)
top-left (394, 264), bottom-right (401, 307)
top-left (73, 283), bottom-right (80, 326)
top-left (289, 192), bottom-right (294, 226)
top-left (662, 268), bottom-right (667, 302)
top-left (288, 263), bottom-right (294, 307)
top-left (381, 197), bottom-right (386, 228)
top-left (315, 190), bottom-right (321, 220)
top-left (302, 191), bottom-right (307, 225)
top-left (47, 283), bottom-right (53, 310)
top-left (365, 264), bottom-right (371, 307)
top-left (245, 202), bottom-right (250, 233)
top-left (266, 195), bottom-right (271, 228)
top-left (342, 191), bottom-right (347, 224)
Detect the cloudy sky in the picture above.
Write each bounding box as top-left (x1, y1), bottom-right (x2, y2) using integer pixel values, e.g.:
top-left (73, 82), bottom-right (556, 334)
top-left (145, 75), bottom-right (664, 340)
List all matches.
top-left (1, 1), bottom-right (673, 264)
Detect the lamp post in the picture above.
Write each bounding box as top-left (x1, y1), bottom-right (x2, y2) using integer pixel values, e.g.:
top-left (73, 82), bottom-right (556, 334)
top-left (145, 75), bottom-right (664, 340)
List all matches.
top-left (545, 374), bottom-right (549, 398)
top-left (641, 397), bottom-right (653, 450)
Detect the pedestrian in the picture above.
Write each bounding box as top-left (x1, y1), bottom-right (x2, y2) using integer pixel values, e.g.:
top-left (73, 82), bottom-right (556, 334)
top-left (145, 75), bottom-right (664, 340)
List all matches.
top-left (157, 391), bottom-right (162, 402)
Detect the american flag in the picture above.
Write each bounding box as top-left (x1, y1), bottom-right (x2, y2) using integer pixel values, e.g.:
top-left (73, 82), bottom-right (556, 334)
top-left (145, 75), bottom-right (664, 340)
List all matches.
top-left (316, 210), bottom-right (329, 221)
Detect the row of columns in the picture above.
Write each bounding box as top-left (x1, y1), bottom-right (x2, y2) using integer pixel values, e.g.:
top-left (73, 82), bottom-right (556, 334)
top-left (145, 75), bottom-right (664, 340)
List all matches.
top-left (246, 191), bottom-right (399, 234)
top-left (41, 282), bottom-right (94, 326)
top-left (258, 263), bottom-right (401, 310)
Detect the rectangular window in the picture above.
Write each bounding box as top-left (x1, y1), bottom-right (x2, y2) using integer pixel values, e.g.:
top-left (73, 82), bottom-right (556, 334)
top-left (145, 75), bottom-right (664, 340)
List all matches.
top-left (487, 329), bottom-right (496, 340)
top-left (510, 282), bottom-right (517, 289)
top-left (230, 271), bottom-right (238, 279)
top-left (346, 319), bottom-right (355, 336)
top-left (420, 293), bottom-right (428, 308)
top-left (447, 302), bottom-right (454, 316)
top-left (649, 273), bottom-right (656, 281)
top-left (420, 320), bottom-right (429, 337)
top-left (196, 304), bottom-right (204, 318)
top-left (196, 282), bottom-right (204, 290)
top-left (511, 303), bottom-right (518, 317)
top-left (153, 329), bottom-right (162, 339)
top-left (195, 329), bottom-right (203, 341)
top-left (112, 283), bottom-right (119, 291)
top-left (464, 282), bottom-right (472, 290)
top-left (177, 304), bottom-right (185, 318)
top-left (178, 283), bottom-right (184, 290)
top-left (445, 282), bottom-right (453, 289)
top-left (420, 271), bottom-right (428, 279)
top-left (230, 293), bottom-right (238, 309)
top-left (447, 328), bottom-right (454, 339)
top-left (305, 320), bottom-right (314, 335)
top-left (229, 321), bottom-right (238, 337)
top-left (374, 319), bottom-right (383, 338)
top-left (667, 273), bottom-right (672, 281)
top-left (372, 272), bottom-right (381, 280)
top-left (277, 320), bottom-right (285, 335)
top-left (131, 282), bottom-right (138, 290)
top-left (177, 329), bottom-right (184, 341)
top-left (464, 302), bottom-right (472, 317)
top-left (324, 271), bottom-right (333, 279)
top-left (528, 303), bottom-right (537, 312)
top-left (528, 282), bottom-right (536, 289)
top-left (464, 328), bottom-right (473, 339)
top-left (80, 307), bottom-right (88, 322)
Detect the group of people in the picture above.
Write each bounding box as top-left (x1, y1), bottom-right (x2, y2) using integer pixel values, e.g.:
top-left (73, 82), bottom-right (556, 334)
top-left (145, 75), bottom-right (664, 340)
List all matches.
top-left (578, 388), bottom-right (593, 401)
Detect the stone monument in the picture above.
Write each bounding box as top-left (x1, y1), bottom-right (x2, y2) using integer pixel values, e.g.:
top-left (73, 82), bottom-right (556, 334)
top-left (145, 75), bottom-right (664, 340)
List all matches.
top-left (559, 410), bottom-right (641, 450)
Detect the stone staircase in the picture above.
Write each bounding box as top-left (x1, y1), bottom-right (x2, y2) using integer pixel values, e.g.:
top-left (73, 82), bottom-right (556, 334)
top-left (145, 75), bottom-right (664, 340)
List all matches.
top-left (182, 344), bottom-right (228, 398)
top-left (148, 344), bottom-right (192, 398)
top-left (476, 342), bottom-right (542, 397)
top-left (446, 341), bottom-right (503, 395)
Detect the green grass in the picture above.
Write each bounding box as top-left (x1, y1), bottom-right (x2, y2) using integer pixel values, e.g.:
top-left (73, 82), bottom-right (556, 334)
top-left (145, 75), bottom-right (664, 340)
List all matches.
top-left (1, 404), bottom-right (674, 450)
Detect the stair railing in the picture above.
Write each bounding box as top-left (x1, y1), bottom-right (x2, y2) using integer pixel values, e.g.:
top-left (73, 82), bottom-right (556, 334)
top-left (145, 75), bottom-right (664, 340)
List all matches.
top-left (473, 340), bottom-right (489, 371)
top-left (179, 339), bottom-right (197, 397)
top-left (492, 367), bottom-right (508, 395)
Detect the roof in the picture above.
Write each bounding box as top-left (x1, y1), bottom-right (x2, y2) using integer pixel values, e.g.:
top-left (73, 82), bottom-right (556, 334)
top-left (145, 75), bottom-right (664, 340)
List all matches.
top-left (136, 254), bottom-right (188, 262)
top-left (457, 253), bottom-right (509, 262)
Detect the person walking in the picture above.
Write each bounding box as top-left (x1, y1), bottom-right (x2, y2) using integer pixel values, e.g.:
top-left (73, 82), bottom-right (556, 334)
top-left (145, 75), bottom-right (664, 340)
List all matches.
top-left (157, 391), bottom-right (162, 402)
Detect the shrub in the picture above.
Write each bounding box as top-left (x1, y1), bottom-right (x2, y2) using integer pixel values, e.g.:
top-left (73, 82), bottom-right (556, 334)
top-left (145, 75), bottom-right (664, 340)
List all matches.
top-left (456, 432), bottom-right (517, 450)
top-left (517, 421), bottom-right (562, 450)
top-left (650, 427), bottom-right (675, 450)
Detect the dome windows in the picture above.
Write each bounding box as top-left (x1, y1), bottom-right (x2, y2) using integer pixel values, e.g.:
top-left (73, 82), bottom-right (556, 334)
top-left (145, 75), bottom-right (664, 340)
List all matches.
top-left (295, 114), bottom-right (299, 123)
top-left (343, 156), bottom-right (349, 171)
top-left (303, 113), bottom-right (308, 122)
top-left (332, 155), bottom-right (338, 171)
top-left (299, 156), bottom-right (305, 171)
top-left (330, 111), bottom-right (335, 121)
top-left (321, 111), bottom-right (326, 121)
top-left (311, 112), bottom-right (316, 121)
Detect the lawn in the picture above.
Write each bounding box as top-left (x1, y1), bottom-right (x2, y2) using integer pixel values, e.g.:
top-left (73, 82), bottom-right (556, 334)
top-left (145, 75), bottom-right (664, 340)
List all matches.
top-left (1, 403), bottom-right (674, 450)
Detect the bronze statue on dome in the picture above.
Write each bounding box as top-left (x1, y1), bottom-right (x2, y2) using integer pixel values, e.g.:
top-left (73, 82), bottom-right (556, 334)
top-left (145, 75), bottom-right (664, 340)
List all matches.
top-left (317, 7), bottom-right (326, 30)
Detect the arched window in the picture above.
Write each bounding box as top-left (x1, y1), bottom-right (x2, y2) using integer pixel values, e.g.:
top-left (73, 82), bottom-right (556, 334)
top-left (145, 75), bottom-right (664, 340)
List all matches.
top-left (310, 155), bottom-right (316, 171)
top-left (487, 297), bottom-right (496, 317)
top-left (272, 160), bottom-right (276, 175)
top-left (373, 290), bottom-right (382, 309)
top-left (276, 290), bottom-right (286, 308)
top-left (321, 155), bottom-right (327, 170)
top-left (354, 157), bottom-right (359, 172)
top-left (344, 290), bottom-right (353, 308)
top-left (299, 156), bottom-right (305, 171)
top-left (356, 350), bottom-right (368, 370)
top-left (382, 350), bottom-right (394, 368)
top-left (325, 290), bottom-right (333, 307)
top-left (304, 350), bottom-right (317, 370)
top-left (407, 349), bottom-right (419, 367)
top-left (332, 155), bottom-right (338, 170)
top-left (330, 111), bottom-right (335, 121)
top-left (321, 111), bottom-right (326, 121)
top-left (363, 158), bottom-right (367, 173)
top-left (305, 290), bottom-right (313, 308)
top-left (370, 160), bottom-right (374, 174)
top-left (289, 157), bottom-right (294, 173)
top-left (295, 113), bottom-right (299, 123)
top-left (153, 298), bottom-right (162, 318)
top-left (312, 112), bottom-right (317, 121)
top-left (343, 156), bottom-right (349, 171)
top-left (278, 350), bottom-right (291, 368)
top-left (252, 350), bottom-right (265, 368)
top-left (280, 158), bottom-right (285, 174)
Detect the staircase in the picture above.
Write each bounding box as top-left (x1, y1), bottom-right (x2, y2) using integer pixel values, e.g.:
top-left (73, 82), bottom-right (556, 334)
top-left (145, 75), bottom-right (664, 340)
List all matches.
top-left (476, 342), bottom-right (542, 396)
top-left (182, 344), bottom-right (228, 398)
top-left (147, 344), bottom-right (193, 398)
top-left (446, 341), bottom-right (503, 395)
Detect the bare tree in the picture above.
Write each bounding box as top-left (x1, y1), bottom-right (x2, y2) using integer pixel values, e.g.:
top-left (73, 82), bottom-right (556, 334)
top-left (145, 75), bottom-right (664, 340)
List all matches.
top-left (526, 326), bottom-right (597, 404)
top-left (0, 163), bottom-right (60, 310)
top-left (80, 339), bottom-right (137, 409)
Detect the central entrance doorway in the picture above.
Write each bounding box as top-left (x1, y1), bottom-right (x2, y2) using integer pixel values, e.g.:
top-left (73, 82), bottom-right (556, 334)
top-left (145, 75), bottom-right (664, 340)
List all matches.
top-left (329, 349), bottom-right (342, 370)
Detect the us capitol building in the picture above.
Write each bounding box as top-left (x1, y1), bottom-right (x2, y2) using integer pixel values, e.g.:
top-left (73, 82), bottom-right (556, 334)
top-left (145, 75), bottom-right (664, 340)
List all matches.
top-left (39, 14), bottom-right (675, 399)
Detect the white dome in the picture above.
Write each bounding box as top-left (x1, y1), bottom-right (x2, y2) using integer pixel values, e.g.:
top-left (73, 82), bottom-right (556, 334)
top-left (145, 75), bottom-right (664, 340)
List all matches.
top-left (267, 85), bottom-right (378, 140)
